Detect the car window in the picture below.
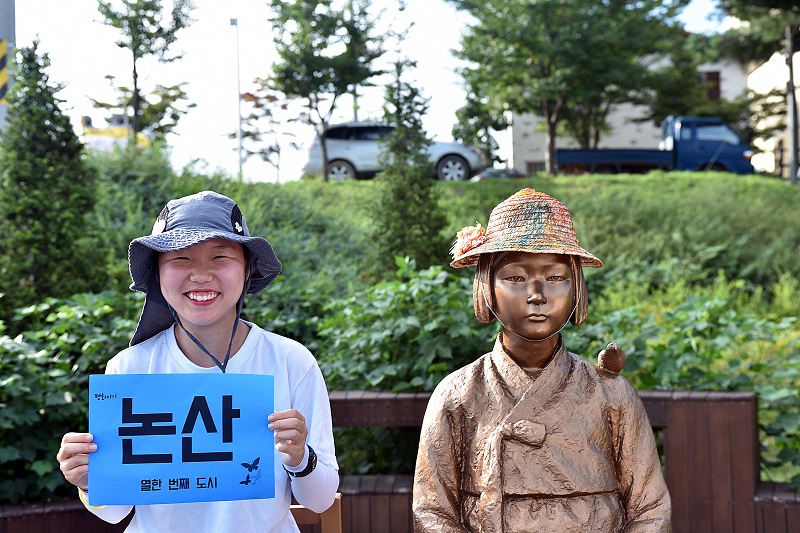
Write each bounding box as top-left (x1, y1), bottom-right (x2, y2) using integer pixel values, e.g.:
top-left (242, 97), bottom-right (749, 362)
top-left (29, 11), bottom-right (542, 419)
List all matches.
top-left (353, 126), bottom-right (393, 141)
top-left (325, 127), bottom-right (350, 140)
top-left (696, 123), bottom-right (741, 145)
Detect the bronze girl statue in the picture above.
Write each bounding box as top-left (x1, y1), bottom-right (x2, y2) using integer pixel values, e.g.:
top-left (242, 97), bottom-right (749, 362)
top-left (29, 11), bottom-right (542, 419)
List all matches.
top-left (413, 188), bottom-right (671, 532)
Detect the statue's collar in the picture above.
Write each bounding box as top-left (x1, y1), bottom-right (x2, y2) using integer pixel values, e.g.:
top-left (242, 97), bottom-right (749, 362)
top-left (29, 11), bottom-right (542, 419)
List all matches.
top-left (490, 334), bottom-right (569, 400)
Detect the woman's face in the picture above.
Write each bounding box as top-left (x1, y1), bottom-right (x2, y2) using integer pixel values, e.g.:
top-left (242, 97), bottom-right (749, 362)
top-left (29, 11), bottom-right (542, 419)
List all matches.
top-left (158, 238), bottom-right (247, 334)
top-left (492, 252), bottom-right (574, 342)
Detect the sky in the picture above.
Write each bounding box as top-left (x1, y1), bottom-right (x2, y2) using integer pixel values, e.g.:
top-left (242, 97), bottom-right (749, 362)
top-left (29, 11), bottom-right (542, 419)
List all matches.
top-left (12, 0), bottom-right (726, 183)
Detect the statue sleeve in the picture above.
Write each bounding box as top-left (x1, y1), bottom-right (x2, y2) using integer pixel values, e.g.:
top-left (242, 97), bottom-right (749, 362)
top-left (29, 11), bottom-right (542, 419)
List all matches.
top-left (412, 385), bottom-right (468, 533)
top-left (617, 385), bottom-right (673, 533)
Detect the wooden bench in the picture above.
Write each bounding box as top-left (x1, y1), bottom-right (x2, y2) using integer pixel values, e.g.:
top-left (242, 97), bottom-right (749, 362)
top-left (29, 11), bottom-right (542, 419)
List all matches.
top-left (3, 391), bottom-right (797, 533)
top-left (329, 390), bottom-right (800, 533)
top-left (0, 495), bottom-right (343, 533)
top-left (293, 492), bottom-right (343, 533)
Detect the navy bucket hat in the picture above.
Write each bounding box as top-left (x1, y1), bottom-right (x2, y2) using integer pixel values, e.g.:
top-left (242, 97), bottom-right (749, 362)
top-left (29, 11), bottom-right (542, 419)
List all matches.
top-left (128, 190), bottom-right (282, 347)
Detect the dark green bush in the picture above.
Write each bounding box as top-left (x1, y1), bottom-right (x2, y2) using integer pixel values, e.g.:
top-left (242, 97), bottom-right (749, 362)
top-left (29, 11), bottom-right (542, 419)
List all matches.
top-left (369, 60), bottom-right (448, 276)
top-left (317, 257), bottom-right (496, 392)
top-left (237, 181), bottom-right (374, 347)
top-left (442, 173), bottom-right (800, 293)
top-left (0, 44), bottom-right (108, 323)
top-left (316, 255), bottom-right (800, 482)
top-left (0, 291), bottom-right (139, 503)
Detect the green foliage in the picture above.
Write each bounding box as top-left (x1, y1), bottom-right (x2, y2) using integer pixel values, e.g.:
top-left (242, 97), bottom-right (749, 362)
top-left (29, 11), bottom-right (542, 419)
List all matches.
top-left (452, 91), bottom-right (506, 166)
top-left (369, 60), bottom-right (448, 275)
top-left (635, 33), bottom-right (709, 127)
top-left (333, 427), bottom-right (420, 476)
top-left (236, 181), bottom-right (373, 346)
top-left (564, 273), bottom-right (800, 486)
top-left (317, 257), bottom-right (496, 392)
top-left (4, 172), bottom-right (800, 500)
top-left (237, 88), bottom-right (302, 172)
top-left (96, 0), bottom-right (195, 135)
top-left (0, 43), bottom-right (108, 327)
top-left (87, 143), bottom-right (230, 290)
top-left (444, 174), bottom-right (800, 291)
top-left (718, 0), bottom-right (800, 63)
top-left (0, 292), bottom-right (140, 503)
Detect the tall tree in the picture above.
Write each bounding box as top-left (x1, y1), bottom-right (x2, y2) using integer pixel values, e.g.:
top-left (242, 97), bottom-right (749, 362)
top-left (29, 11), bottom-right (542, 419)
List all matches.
top-left (449, 0), bottom-right (687, 172)
top-left (96, 0), bottom-right (195, 137)
top-left (90, 74), bottom-right (196, 140)
top-left (452, 90), bottom-right (506, 167)
top-left (234, 86), bottom-right (302, 182)
top-left (370, 60), bottom-right (447, 274)
top-left (0, 43), bottom-right (106, 324)
top-left (267, 0), bottom-right (385, 181)
top-left (718, 0), bottom-right (800, 62)
top-left (635, 32), bottom-right (710, 126)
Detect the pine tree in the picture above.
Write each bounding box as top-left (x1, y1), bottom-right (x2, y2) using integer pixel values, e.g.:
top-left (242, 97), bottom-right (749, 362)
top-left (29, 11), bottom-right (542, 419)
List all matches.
top-left (0, 42), bottom-right (105, 323)
top-left (370, 60), bottom-right (448, 275)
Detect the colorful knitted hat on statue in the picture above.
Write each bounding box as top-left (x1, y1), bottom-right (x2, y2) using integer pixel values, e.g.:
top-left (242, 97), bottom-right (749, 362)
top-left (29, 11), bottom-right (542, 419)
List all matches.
top-left (449, 188), bottom-right (602, 268)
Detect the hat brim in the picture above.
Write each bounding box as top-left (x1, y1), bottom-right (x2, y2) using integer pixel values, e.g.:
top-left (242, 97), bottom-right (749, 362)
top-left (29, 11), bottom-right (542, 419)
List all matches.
top-left (451, 242), bottom-right (603, 269)
top-left (128, 228), bottom-right (282, 294)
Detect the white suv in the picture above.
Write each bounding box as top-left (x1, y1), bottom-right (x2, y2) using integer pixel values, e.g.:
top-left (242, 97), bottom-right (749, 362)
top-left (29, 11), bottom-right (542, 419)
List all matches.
top-left (301, 122), bottom-right (487, 181)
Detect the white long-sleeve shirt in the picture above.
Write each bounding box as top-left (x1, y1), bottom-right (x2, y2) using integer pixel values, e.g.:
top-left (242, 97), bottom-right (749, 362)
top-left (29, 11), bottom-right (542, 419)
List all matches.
top-left (80, 322), bottom-right (339, 532)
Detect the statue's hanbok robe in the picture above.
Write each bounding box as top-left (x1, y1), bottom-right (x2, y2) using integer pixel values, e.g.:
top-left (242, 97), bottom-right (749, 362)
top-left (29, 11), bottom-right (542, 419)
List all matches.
top-left (413, 335), bottom-right (671, 532)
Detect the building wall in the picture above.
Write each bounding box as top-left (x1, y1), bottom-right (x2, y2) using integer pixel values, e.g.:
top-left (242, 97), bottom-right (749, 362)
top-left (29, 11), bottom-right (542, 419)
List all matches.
top-left (747, 51), bottom-right (799, 178)
top-left (699, 58), bottom-right (749, 101)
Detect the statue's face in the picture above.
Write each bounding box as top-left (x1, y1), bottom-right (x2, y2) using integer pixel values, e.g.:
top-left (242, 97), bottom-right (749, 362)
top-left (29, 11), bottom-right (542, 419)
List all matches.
top-left (492, 252), bottom-right (574, 341)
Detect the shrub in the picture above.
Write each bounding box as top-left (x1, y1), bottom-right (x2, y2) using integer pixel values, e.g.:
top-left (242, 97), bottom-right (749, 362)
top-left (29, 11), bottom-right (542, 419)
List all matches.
top-left (89, 144), bottom-right (232, 284)
top-left (442, 174), bottom-right (800, 293)
top-left (565, 274), bottom-right (800, 487)
top-left (0, 291), bottom-right (139, 503)
top-left (237, 181), bottom-right (374, 347)
top-left (4, 174), bottom-right (800, 499)
top-left (317, 257), bottom-right (496, 392)
top-left (369, 60), bottom-right (448, 276)
top-left (0, 43), bottom-right (108, 324)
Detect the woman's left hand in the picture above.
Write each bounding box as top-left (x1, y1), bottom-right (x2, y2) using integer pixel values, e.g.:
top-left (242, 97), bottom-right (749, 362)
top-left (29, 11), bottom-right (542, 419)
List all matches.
top-left (268, 409), bottom-right (308, 467)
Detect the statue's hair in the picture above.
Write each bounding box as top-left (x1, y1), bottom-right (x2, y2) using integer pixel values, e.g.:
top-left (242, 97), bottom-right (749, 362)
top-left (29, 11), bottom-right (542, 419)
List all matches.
top-left (472, 253), bottom-right (588, 326)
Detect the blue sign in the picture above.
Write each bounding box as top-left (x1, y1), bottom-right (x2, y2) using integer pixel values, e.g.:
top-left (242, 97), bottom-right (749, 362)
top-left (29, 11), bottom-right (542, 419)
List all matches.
top-left (88, 373), bottom-right (275, 505)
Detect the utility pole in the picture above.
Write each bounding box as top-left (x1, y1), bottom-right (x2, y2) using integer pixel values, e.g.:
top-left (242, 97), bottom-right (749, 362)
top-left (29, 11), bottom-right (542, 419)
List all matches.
top-left (788, 25), bottom-right (798, 184)
top-left (0, 0), bottom-right (15, 130)
top-left (231, 17), bottom-right (243, 180)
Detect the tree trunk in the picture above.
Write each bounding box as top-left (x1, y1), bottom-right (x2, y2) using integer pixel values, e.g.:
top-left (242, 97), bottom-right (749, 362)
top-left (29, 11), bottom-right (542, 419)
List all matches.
top-left (132, 59), bottom-right (140, 138)
top-left (320, 125), bottom-right (330, 182)
top-left (543, 98), bottom-right (564, 175)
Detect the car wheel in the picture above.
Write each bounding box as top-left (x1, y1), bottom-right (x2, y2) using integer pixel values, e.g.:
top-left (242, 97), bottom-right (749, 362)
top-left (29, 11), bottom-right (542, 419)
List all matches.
top-left (327, 160), bottom-right (356, 181)
top-left (436, 155), bottom-right (470, 181)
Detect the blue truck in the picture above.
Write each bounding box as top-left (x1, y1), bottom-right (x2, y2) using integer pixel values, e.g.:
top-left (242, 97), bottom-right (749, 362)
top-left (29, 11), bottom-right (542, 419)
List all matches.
top-left (555, 116), bottom-right (755, 175)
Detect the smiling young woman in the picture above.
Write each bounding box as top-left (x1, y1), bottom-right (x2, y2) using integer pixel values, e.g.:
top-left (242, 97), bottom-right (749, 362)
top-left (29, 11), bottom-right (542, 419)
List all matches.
top-left (158, 239), bottom-right (250, 366)
top-left (56, 191), bottom-right (339, 533)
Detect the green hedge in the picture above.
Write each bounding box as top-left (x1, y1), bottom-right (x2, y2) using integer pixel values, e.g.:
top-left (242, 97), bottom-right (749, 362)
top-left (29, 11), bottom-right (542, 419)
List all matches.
top-left (0, 292), bottom-right (139, 502)
top-left (2, 167), bottom-right (800, 502)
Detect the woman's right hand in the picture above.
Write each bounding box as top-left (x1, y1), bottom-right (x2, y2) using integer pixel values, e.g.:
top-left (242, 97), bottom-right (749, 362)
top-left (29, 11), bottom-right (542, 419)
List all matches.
top-left (56, 432), bottom-right (97, 491)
